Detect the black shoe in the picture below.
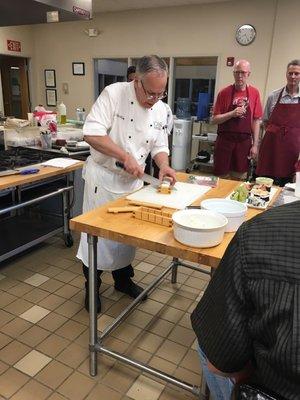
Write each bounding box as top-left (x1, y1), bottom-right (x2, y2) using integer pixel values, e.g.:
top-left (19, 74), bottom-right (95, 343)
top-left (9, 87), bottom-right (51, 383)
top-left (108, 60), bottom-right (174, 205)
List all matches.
top-left (114, 279), bottom-right (147, 301)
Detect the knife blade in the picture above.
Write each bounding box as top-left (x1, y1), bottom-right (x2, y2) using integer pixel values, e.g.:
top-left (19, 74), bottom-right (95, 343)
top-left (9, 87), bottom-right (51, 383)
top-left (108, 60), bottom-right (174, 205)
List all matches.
top-left (115, 161), bottom-right (160, 187)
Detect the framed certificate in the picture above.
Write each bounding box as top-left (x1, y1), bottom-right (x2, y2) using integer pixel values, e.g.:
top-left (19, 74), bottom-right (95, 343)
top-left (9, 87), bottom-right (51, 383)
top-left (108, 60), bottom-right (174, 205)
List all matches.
top-left (72, 62), bottom-right (85, 76)
top-left (44, 69), bottom-right (56, 88)
top-left (46, 89), bottom-right (57, 106)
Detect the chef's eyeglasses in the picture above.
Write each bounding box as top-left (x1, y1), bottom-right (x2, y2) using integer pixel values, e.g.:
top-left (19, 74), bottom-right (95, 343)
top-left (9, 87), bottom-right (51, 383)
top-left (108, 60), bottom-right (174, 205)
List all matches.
top-left (233, 71), bottom-right (249, 76)
top-left (140, 80), bottom-right (167, 100)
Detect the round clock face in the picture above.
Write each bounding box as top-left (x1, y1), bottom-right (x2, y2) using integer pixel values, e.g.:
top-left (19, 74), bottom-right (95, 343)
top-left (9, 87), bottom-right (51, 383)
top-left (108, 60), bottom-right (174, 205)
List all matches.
top-left (236, 24), bottom-right (256, 46)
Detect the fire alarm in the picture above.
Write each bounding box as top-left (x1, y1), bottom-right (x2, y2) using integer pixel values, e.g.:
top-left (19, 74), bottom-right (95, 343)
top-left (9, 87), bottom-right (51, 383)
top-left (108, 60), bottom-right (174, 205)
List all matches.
top-left (227, 57), bottom-right (235, 67)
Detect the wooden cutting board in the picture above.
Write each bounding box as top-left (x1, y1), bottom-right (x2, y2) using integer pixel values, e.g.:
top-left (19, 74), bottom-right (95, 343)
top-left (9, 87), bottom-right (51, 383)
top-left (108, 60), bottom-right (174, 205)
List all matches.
top-left (126, 182), bottom-right (211, 209)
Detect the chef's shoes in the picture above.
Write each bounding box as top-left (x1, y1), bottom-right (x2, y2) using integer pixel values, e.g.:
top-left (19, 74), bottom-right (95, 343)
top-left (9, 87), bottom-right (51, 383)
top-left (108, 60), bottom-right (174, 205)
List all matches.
top-left (114, 279), bottom-right (147, 301)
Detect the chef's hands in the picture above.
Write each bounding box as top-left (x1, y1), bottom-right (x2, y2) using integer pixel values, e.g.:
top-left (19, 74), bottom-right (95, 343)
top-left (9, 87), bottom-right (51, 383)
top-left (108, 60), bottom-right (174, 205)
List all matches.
top-left (249, 143), bottom-right (258, 159)
top-left (159, 164), bottom-right (177, 186)
top-left (232, 106), bottom-right (246, 118)
top-left (122, 154), bottom-right (144, 178)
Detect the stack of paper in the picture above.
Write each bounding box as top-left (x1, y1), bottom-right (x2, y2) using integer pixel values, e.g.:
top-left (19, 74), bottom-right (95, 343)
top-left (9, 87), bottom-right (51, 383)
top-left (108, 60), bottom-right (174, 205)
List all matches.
top-left (42, 158), bottom-right (80, 168)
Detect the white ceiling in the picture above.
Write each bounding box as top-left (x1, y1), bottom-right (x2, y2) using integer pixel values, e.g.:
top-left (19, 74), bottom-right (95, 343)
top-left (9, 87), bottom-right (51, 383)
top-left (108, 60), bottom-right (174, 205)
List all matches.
top-left (92, 0), bottom-right (231, 13)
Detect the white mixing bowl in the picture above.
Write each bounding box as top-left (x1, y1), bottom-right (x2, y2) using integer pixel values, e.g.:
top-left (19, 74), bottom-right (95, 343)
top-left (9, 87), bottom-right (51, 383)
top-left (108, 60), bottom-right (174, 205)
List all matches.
top-left (201, 198), bottom-right (247, 232)
top-left (172, 209), bottom-right (228, 248)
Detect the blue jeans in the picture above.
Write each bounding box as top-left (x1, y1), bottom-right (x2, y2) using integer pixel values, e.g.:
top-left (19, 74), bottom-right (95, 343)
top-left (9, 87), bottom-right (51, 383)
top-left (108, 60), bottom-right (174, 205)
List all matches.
top-left (198, 345), bottom-right (234, 400)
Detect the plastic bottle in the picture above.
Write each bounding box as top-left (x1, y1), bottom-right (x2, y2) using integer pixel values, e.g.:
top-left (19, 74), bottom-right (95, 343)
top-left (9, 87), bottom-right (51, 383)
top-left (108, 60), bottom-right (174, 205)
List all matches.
top-left (58, 102), bottom-right (67, 124)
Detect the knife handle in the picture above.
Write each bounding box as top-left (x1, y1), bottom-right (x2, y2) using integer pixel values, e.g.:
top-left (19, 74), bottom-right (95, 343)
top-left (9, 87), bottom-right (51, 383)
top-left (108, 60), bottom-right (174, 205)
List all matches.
top-left (115, 161), bottom-right (125, 169)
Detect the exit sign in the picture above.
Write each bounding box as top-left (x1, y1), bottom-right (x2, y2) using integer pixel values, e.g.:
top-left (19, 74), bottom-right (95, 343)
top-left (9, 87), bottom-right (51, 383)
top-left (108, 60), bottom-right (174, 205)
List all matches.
top-left (7, 40), bottom-right (21, 52)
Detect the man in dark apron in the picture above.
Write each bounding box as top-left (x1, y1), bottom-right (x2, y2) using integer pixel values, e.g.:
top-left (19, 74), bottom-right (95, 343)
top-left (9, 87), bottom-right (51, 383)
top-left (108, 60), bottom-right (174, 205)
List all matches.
top-left (211, 60), bottom-right (263, 179)
top-left (256, 59), bottom-right (300, 186)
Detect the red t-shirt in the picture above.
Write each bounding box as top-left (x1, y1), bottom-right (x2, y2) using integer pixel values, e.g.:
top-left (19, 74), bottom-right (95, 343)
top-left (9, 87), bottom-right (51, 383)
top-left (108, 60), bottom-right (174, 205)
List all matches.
top-left (213, 84), bottom-right (263, 120)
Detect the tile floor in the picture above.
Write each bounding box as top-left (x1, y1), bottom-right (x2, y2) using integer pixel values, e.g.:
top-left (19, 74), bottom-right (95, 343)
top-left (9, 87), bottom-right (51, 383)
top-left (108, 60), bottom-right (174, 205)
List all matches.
top-left (0, 233), bottom-right (210, 400)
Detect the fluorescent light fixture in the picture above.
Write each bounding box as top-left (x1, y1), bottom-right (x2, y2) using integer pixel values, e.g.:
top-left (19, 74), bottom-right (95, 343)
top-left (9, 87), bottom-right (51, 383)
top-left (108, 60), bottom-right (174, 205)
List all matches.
top-left (47, 11), bottom-right (59, 23)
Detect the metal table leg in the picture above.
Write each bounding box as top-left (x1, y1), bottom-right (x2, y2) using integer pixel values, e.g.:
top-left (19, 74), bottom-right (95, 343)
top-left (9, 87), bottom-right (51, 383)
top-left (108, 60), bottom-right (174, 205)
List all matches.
top-left (171, 257), bottom-right (179, 283)
top-left (87, 234), bottom-right (98, 376)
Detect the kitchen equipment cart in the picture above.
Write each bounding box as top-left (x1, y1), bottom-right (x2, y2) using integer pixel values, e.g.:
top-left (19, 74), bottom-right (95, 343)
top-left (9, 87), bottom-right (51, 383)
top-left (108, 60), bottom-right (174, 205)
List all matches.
top-left (0, 161), bottom-right (83, 262)
top-left (70, 175), bottom-right (271, 399)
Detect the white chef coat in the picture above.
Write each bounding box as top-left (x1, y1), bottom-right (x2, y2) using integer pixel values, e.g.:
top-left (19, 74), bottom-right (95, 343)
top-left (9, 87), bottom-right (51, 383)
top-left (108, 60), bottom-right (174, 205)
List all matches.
top-left (77, 81), bottom-right (171, 270)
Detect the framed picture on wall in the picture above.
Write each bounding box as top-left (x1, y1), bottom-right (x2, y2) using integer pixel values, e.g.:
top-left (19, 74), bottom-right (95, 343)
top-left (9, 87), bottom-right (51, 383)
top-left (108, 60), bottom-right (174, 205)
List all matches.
top-left (72, 62), bottom-right (85, 76)
top-left (44, 69), bottom-right (56, 88)
top-left (46, 89), bottom-right (57, 106)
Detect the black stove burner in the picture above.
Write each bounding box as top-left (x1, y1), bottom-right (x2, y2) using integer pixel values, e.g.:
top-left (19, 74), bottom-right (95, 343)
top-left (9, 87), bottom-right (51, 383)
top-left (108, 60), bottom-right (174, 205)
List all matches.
top-left (0, 147), bottom-right (61, 169)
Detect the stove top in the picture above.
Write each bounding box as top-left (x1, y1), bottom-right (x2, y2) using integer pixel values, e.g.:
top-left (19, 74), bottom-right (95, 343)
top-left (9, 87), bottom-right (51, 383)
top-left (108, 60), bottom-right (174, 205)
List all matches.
top-left (0, 147), bottom-right (64, 170)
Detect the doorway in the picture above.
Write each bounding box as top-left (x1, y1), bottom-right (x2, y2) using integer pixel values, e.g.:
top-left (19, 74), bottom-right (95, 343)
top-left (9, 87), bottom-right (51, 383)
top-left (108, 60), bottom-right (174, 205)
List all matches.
top-left (0, 55), bottom-right (30, 119)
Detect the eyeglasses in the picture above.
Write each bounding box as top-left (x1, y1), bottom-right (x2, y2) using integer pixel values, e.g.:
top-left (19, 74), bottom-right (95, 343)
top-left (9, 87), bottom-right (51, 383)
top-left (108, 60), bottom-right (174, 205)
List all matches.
top-left (233, 71), bottom-right (249, 76)
top-left (140, 80), bottom-right (167, 101)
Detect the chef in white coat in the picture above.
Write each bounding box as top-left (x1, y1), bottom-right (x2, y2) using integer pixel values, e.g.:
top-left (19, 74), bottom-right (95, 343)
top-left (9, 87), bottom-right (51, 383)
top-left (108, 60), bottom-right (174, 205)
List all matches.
top-left (77, 55), bottom-right (176, 313)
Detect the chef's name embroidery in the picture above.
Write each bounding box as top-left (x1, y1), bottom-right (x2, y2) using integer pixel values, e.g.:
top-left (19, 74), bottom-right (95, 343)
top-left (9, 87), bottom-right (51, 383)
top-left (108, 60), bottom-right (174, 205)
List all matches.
top-left (115, 113), bottom-right (125, 120)
top-left (153, 121), bottom-right (163, 130)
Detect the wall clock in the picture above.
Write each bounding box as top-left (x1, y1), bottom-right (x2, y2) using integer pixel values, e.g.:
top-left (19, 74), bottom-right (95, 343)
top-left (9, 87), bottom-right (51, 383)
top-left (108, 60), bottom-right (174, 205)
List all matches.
top-left (236, 24), bottom-right (256, 46)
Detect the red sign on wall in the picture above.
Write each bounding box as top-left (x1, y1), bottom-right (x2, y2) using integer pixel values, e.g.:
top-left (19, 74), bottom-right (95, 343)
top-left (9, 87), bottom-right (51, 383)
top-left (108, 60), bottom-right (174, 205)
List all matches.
top-left (7, 40), bottom-right (21, 52)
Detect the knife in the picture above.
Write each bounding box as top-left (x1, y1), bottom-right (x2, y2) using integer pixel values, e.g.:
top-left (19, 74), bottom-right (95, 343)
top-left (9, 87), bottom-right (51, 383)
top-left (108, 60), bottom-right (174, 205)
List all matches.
top-left (0, 168), bottom-right (40, 177)
top-left (115, 161), bottom-right (161, 187)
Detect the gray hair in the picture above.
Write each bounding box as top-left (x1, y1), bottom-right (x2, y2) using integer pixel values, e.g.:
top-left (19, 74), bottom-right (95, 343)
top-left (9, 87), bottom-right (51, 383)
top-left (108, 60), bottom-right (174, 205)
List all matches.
top-left (287, 59), bottom-right (300, 68)
top-left (136, 55), bottom-right (168, 78)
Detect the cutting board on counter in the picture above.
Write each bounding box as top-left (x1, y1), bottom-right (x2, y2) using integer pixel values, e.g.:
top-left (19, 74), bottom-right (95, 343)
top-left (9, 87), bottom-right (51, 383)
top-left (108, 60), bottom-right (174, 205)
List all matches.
top-left (126, 182), bottom-right (211, 209)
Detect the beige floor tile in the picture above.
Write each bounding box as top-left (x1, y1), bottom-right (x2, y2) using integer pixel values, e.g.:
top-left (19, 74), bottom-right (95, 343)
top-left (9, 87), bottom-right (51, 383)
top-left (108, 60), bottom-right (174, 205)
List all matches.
top-left (24, 273), bottom-right (49, 287)
top-left (4, 298), bottom-right (33, 316)
top-left (0, 291), bottom-right (17, 307)
top-left (157, 340), bottom-right (187, 365)
top-left (173, 366), bottom-right (201, 386)
top-left (167, 295), bottom-right (194, 312)
top-left (144, 254), bottom-right (166, 263)
top-left (14, 349), bottom-right (52, 377)
top-left (57, 371), bottom-right (96, 400)
top-left (69, 275), bottom-right (85, 288)
top-left (55, 270), bottom-right (78, 284)
top-left (179, 349), bottom-right (201, 374)
top-left (18, 325), bottom-right (50, 347)
top-left (138, 299), bottom-right (165, 316)
top-left (184, 276), bottom-right (208, 291)
top-left (112, 323), bottom-right (142, 344)
top-left (157, 307), bottom-right (184, 324)
top-left (20, 305), bottom-right (51, 323)
top-left (77, 354), bottom-right (115, 378)
top-left (135, 332), bottom-right (164, 354)
top-left (55, 300), bottom-right (83, 318)
top-left (0, 273), bottom-right (5, 281)
top-left (177, 285), bottom-right (199, 300)
top-left (158, 386), bottom-right (195, 400)
top-left (127, 375), bottom-right (165, 400)
top-left (39, 279), bottom-right (65, 293)
top-left (0, 367), bottom-right (30, 398)
top-left (41, 265), bottom-right (63, 278)
top-left (101, 286), bottom-right (124, 301)
top-left (149, 289), bottom-right (174, 304)
top-left (55, 319), bottom-right (86, 340)
top-left (177, 313), bottom-right (192, 329)
top-left (35, 360), bottom-right (73, 389)
top-left (106, 298), bottom-right (133, 318)
top-left (10, 379), bottom-right (52, 400)
top-left (73, 328), bottom-right (89, 348)
top-left (36, 334), bottom-right (71, 358)
top-left (1, 317), bottom-right (32, 338)
top-left (148, 356), bottom-right (176, 375)
top-left (168, 325), bottom-right (195, 347)
top-left (22, 287), bottom-right (49, 303)
top-left (0, 359), bottom-right (9, 374)
top-left (104, 336), bottom-right (131, 354)
top-left (47, 393), bottom-right (67, 400)
top-left (39, 293), bottom-right (66, 311)
top-left (147, 318), bottom-right (174, 338)
top-left (0, 332), bottom-right (12, 349)
top-left (72, 309), bottom-right (89, 326)
top-left (7, 282), bottom-right (33, 297)
top-left (37, 312), bottom-right (67, 332)
top-left (0, 309), bottom-right (15, 328)
top-left (126, 310), bottom-right (153, 329)
top-left (191, 339), bottom-right (198, 351)
top-left (47, 257), bottom-right (75, 270)
top-left (0, 277), bottom-right (18, 291)
top-left (0, 339), bottom-right (30, 365)
top-left (54, 284), bottom-right (81, 299)
top-left (56, 342), bottom-right (89, 368)
top-left (102, 363), bottom-right (139, 393)
top-left (86, 382), bottom-right (122, 400)
top-left (97, 314), bottom-right (115, 332)
top-left (134, 251), bottom-right (148, 261)
top-left (101, 273), bottom-right (114, 285)
top-left (135, 261), bottom-right (156, 273)
top-left (125, 347), bottom-right (152, 364)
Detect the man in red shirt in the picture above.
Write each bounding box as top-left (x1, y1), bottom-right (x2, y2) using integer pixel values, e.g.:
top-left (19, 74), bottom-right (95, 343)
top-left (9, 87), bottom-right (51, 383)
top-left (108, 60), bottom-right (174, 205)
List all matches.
top-left (211, 60), bottom-right (263, 179)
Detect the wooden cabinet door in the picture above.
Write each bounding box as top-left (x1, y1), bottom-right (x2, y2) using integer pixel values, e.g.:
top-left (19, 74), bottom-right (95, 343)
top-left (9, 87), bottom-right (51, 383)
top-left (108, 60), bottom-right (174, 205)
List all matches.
top-left (0, 56), bottom-right (30, 119)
